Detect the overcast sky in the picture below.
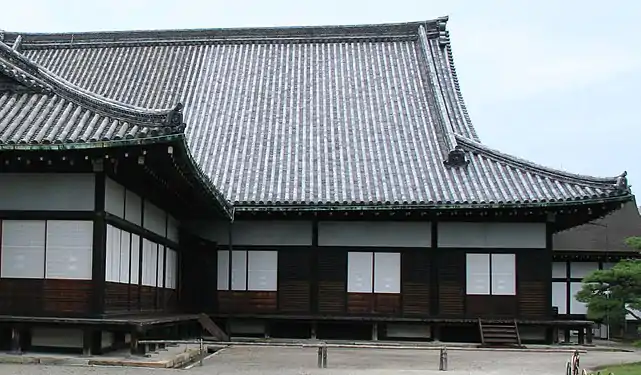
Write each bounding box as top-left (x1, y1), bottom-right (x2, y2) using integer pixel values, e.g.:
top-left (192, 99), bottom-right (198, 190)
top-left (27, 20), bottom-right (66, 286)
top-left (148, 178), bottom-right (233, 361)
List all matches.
top-left (2, 0), bottom-right (640, 197)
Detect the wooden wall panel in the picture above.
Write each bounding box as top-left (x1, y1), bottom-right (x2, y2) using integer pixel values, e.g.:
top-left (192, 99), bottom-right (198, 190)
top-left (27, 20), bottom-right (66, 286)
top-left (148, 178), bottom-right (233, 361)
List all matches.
top-left (401, 250), bottom-right (430, 316)
top-left (218, 291), bottom-right (277, 313)
top-left (278, 249), bottom-right (311, 313)
top-left (164, 289), bottom-right (178, 311)
top-left (0, 279), bottom-right (43, 315)
top-left (43, 279), bottom-right (92, 314)
top-left (518, 250), bottom-right (549, 319)
top-left (129, 284), bottom-right (140, 311)
top-left (317, 250), bottom-right (346, 314)
top-left (0, 279), bottom-right (93, 316)
top-left (375, 294), bottom-right (401, 314)
top-left (140, 286), bottom-right (156, 311)
top-left (437, 250), bottom-right (464, 317)
top-left (104, 282), bottom-right (130, 313)
top-left (466, 295), bottom-right (517, 318)
top-left (347, 293), bottom-right (373, 314)
top-left (346, 293), bottom-right (401, 315)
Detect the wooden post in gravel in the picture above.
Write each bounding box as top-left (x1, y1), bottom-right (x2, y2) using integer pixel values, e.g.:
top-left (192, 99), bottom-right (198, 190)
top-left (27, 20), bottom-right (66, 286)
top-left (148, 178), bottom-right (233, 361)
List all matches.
top-left (322, 345), bottom-right (328, 368)
top-left (439, 346), bottom-right (447, 371)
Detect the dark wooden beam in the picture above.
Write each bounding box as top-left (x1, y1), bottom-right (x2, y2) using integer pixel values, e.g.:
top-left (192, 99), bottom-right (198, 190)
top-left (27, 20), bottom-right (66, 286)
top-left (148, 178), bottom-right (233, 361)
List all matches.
top-left (310, 218), bottom-right (319, 314)
top-left (91, 171), bottom-right (107, 316)
top-left (430, 221), bottom-right (439, 316)
top-left (546, 221), bottom-right (554, 317)
top-left (0, 211), bottom-right (94, 220)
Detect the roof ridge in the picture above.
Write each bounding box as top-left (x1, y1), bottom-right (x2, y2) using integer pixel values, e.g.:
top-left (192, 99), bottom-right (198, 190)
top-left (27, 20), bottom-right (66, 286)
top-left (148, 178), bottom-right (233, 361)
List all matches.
top-left (1, 18), bottom-right (450, 48)
top-left (456, 135), bottom-right (629, 189)
top-left (0, 40), bottom-right (185, 129)
top-left (442, 31), bottom-right (479, 142)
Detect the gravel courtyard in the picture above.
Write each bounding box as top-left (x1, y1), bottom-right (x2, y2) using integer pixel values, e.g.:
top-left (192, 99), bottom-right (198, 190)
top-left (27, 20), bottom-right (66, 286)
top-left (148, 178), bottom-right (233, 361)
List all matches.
top-left (0, 347), bottom-right (638, 375)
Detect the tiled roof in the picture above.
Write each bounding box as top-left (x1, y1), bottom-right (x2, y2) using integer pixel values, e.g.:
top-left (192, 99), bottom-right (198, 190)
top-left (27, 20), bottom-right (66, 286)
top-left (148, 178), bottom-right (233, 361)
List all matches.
top-left (554, 200), bottom-right (641, 252)
top-left (0, 39), bottom-right (233, 218)
top-left (0, 18), bottom-right (633, 208)
top-left (0, 40), bottom-right (185, 146)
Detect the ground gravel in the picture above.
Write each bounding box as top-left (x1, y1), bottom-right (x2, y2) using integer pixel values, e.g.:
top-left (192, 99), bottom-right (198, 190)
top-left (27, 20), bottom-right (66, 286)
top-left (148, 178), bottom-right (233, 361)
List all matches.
top-left (0, 346), bottom-right (638, 375)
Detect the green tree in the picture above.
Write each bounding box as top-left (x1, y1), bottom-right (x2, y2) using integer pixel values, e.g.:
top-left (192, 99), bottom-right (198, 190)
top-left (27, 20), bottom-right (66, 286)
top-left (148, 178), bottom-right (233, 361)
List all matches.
top-left (576, 237), bottom-right (641, 322)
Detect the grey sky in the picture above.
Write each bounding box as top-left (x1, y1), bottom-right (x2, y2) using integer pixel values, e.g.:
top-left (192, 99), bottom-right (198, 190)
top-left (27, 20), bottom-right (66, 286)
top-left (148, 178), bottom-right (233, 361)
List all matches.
top-left (2, 0), bottom-right (640, 197)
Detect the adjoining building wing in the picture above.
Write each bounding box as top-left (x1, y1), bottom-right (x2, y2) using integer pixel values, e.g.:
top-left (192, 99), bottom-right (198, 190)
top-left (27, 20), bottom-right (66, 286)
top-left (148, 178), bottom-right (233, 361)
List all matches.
top-left (5, 17), bottom-right (631, 215)
top-left (0, 39), bottom-right (232, 218)
top-left (554, 199), bottom-right (641, 253)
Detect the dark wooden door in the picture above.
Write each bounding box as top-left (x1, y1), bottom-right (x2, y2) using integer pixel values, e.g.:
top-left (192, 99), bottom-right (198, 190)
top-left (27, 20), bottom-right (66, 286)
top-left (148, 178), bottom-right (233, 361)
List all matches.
top-left (278, 249), bottom-right (312, 313)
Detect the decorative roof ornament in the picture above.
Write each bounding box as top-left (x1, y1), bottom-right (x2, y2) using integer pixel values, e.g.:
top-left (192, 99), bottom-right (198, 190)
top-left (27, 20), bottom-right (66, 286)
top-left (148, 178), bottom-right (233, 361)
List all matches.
top-left (615, 171), bottom-right (629, 192)
top-left (436, 17), bottom-right (450, 47)
top-left (0, 30), bottom-right (4, 42)
top-left (165, 102), bottom-right (184, 126)
top-left (443, 145), bottom-right (469, 168)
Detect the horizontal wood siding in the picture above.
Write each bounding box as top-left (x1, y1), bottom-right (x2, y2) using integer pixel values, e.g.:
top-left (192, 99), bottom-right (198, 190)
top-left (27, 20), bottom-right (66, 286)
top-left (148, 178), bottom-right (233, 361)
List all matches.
top-left (0, 279), bottom-right (43, 315)
top-left (218, 291), bottom-right (277, 313)
top-left (278, 249), bottom-right (311, 313)
top-left (518, 250), bottom-right (549, 319)
top-left (164, 289), bottom-right (178, 311)
top-left (105, 282), bottom-right (130, 313)
top-left (43, 279), bottom-right (92, 314)
top-left (0, 279), bottom-right (92, 316)
top-left (140, 286), bottom-right (156, 311)
top-left (129, 284), bottom-right (140, 311)
top-left (347, 293), bottom-right (373, 314)
top-left (402, 249), bottom-right (430, 316)
top-left (375, 294), bottom-right (401, 314)
top-left (317, 250), bottom-right (346, 314)
top-left (437, 250), bottom-right (464, 317)
top-left (347, 293), bottom-right (401, 315)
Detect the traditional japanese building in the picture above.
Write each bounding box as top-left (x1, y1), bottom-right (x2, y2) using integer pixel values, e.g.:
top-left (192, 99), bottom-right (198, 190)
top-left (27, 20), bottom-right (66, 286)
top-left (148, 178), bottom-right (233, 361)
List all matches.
top-left (552, 200), bottom-right (641, 339)
top-left (0, 17), bottom-right (634, 353)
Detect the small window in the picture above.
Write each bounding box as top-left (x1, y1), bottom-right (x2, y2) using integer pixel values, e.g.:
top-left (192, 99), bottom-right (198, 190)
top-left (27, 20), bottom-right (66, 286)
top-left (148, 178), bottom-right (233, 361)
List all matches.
top-left (466, 253), bottom-right (515, 296)
top-left (217, 250), bottom-right (278, 292)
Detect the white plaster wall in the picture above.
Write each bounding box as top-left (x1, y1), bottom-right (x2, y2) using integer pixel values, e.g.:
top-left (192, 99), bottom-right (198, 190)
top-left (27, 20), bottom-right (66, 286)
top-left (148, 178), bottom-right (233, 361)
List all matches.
top-left (438, 222), bottom-right (546, 248)
top-left (143, 201), bottom-right (166, 236)
top-left (0, 173), bottom-right (95, 211)
top-left (187, 220), bottom-right (312, 246)
top-left (105, 177), bottom-right (125, 218)
top-left (386, 324), bottom-right (431, 338)
top-left (31, 328), bottom-right (83, 348)
top-left (319, 221), bottom-right (431, 247)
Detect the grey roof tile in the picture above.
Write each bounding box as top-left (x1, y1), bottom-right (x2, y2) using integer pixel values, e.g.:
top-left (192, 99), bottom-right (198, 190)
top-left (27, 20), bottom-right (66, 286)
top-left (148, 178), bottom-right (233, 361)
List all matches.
top-left (0, 18), bottom-right (632, 207)
top-left (0, 41), bottom-right (186, 145)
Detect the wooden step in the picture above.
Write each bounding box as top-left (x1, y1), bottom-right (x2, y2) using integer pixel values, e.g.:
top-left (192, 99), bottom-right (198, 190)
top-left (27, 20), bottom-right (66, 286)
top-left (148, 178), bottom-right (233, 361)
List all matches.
top-left (478, 319), bottom-right (523, 348)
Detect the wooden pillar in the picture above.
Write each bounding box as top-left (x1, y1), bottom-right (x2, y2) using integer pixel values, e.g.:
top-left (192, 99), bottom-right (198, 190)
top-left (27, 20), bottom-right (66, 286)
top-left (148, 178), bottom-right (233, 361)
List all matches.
top-left (82, 329), bottom-right (92, 356)
top-left (586, 326), bottom-right (593, 344)
top-left (371, 323), bottom-right (379, 341)
top-left (563, 328), bottom-right (571, 343)
top-left (130, 328), bottom-right (146, 356)
top-left (311, 321), bottom-right (317, 339)
top-left (431, 324), bottom-right (441, 342)
top-left (578, 327), bottom-right (585, 345)
top-left (264, 321), bottom-right (271, 339)
top-left (310, 219), bottom-right (319, 315)
top-left (91, 170), bottom-right (107, 316)
top-left (114, 331), bottom-right (126, 349)
top-left (10, 327), bottom-right (21, 354)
